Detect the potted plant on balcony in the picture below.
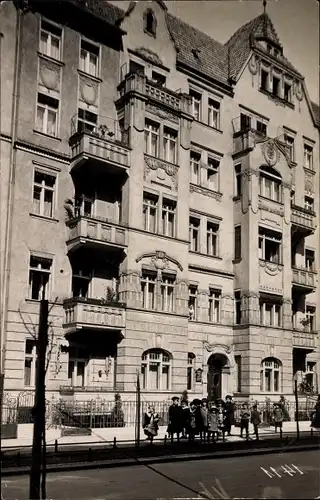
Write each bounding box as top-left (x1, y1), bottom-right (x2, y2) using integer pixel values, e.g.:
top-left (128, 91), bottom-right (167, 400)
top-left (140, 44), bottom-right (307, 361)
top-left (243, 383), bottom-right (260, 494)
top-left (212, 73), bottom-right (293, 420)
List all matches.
top-left (300, 317), bottom-right (310, 331)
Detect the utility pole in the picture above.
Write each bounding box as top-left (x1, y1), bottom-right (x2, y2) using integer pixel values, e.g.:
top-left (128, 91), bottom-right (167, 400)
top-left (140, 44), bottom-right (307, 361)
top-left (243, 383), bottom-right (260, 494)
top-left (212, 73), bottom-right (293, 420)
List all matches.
top-left (29, 299), bottom-right (49, 500)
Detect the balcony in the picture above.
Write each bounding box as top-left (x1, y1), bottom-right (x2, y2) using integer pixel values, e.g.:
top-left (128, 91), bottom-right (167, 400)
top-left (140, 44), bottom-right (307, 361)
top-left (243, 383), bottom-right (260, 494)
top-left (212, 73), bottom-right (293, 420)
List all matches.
top-left (117, 73), bottom-right (192, 115)
top-left (232, 118), bottom-right (266, 155)
top-left (69, 115), bottom-right (131, 174)
top-left (63, 297), bottom-right (126, 334)
top-left (291, 204), bottom-right (316, 237)
top-left (292, 267), bottom-right (317, 293)
top-left (66, 216), bottom-right (127, 253)
top-left (293, 330), bottom-right (317, 349)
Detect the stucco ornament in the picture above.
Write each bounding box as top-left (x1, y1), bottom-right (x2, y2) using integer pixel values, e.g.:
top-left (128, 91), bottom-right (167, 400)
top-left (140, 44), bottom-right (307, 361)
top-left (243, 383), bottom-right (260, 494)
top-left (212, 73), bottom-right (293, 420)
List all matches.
top-left (259, 259), bottom-right (282, 276)
top-left (80, 81), bottom-right (97, 106)
top-left (295, 80), bottom-right (303, 101)
top-left (40, 63), bottom-right (59, 91)
top-left (135, 47), bottom-right (163, 66)
top-left (305, 177), bottom-right (314, 195)
top-left (151, 251), bottom-right (169, 270)
top-left (262, 139), bottom-right (281, 167)
top-left (248, 54), bottom-right (258, 75)
top-left (204, 342), bottom-right (232, 354)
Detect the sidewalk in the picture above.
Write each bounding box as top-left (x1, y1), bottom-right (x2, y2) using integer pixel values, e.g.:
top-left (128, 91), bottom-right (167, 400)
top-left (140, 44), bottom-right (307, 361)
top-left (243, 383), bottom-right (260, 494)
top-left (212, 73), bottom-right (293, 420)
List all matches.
top-left (2, 420), bottom-right (317, 450)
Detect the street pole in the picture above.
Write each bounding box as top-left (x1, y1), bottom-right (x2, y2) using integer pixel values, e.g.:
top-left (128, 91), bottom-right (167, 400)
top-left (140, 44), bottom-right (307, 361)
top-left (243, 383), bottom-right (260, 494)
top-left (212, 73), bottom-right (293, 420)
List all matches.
top-left (135, 371), bottom-right (141, 452)
top-left (294, 379), bottom-right (300, 441)
top-left (29, 299), bottom-right (48, 500)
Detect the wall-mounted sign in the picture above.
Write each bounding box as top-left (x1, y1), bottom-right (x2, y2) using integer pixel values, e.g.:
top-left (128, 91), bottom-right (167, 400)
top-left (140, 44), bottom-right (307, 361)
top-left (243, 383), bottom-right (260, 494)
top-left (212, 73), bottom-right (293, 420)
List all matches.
top-left (195, 368), bottom-right (203, 383)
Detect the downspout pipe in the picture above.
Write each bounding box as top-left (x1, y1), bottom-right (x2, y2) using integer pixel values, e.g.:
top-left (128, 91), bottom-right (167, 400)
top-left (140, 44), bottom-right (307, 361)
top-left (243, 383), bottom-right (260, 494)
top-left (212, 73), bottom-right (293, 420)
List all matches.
top-left (0, 3), bottom-right (25, 395)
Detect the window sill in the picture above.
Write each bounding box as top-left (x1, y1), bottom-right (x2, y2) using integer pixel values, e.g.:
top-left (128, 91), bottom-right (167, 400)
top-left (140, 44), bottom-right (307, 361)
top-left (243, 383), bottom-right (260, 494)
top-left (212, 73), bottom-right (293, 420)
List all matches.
top-left (233, 195), bottom-right (241, 202)
top-left (37, 52), bottom-right (65, 67)
top-left (25, 298), bottom-right (41, 304)
top-left (30, 213), bottom-right (59, 223)
top-left (259, 195), bottom-right (284, 206)
top-left (259, 259), bottom-right (283, 267)
top-left (189, 250), bottom-right (222, 261)
top-left (232, 258), bottom-right (242, 264)
top-left (303, 167), bottom-right (315, 176)
top-left (190, 184), bottom-right (223, 200)
top-left (77, 68), bottom-right (102, 83)
top-left (33, 130), bottom-right (61, 142)
top-left (192, 119), bottom-right (223, 134)
top-left (259, 88), bottom-right (295, 109)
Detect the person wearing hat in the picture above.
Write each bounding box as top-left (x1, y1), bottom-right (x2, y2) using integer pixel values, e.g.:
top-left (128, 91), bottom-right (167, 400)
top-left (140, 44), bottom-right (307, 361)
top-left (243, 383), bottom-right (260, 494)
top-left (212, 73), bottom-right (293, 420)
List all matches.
top-left (167, 396), bottom-right (183, 443)
top-left (224, 395), bottom-right (235, 436)
top-left (208, 404), bottom-right (219, 442)
top-left (272, 403), bottom-right (284, 438)
top-left (199, 398), bottom-right (209, 442)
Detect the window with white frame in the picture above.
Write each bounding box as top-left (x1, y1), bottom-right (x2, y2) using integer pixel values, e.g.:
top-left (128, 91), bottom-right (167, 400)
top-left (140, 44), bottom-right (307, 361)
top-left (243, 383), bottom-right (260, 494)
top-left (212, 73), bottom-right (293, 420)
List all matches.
top-left (77, 108), bottom-right (98, 133)
top-left (187, 353), bottom-right (195, 391)
top-left (32, 170), bottom-right (56, 218)
top-left (36, 93), bottom-right (59, 137)
top-left (29, 255), bottom-right (52, 300)
top-left (235, 291), bottom-right (242, 325)
top-left (234, 164), bottom-right (242, 197)
top-left (259, 165), bottom-right (282, 202)
top-left (39, 20), bottom-right (62, 60)
top-left (163, 127), bottom-right (177, 164)
top-left (190, 151), bottom-right (201, 185)
top-left (143, 192), bottom-right (158, 232)
top-left (208, 98), bottom-right (220, 129)
top-left (141, 271), bottom-right (156, 310)
top-left (234, 225), bottom-right (241, 260)
top-left (189, 217), bottom-right (200, 252)
top-left (206, 222), bottom-right (218, 257)
top-left (304, 196), bottom-right (314, 212)
top-left (306, 306), bottom-right (316, 332)
top-left (259, 227), bottom-right (282, 263)
top-left (189, 89), bottom-right (201, 121)
top-left (160, 275), bottom-right (175, 313)
top-left (144, 119), bottom-right (159, 157)
top-left (283, 133), bottom-right (295, 162)
top-left (141, 349), bottom-right (171, 390)
top-left (304, 144), bottom-right (313, 170)
top-left (259, 297), bottom-right (282, 327)
top-left (260, 358), bottom-right (281, 392)
top-left (208, 289), bottom-right (221, 323)
top-left (68, 347), bottom-right (87, 387)
top-left (189, 285), bottom-right (198, 320)
top-left (79, 39), bottom-right (99, 77)
top-left (206, 158), bottom-right (219, 192)
top-left (305, 250), bottom-right (315, 271)
top-left (24, 339), bottom-right (37, 386)
top-left (161, 198), bottom-right (176, 237)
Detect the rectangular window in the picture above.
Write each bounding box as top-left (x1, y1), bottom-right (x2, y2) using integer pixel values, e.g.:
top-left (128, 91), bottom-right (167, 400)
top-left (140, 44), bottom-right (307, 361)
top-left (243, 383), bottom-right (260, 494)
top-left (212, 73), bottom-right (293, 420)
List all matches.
top-left (163, 127), bottom-right (177, 164)
top-left (259, 299), bottom-right (282, 327)
top-left (207, 158), bottom-right (219, 191)
top-left (304, 144), bottom-right (313, 170)
top-left (272, 76), bottom-right (280, 97)
top-left (190, 152), bottom-right (201, 185)
top-left (235, 355), bottom-right (241, 392)
top-left (240, 113), bottom-right (251, 131)
top-left (306, 306), bottom-right (315, 332)
top-left (256, 120), bottom-right (267, 136)
top-left (283, 134), bottom-right (295, 162)
top-left (72, 264), bottom-right (91, 298)
top-left (208, 289), bottom-right (221, 323)
top-left (144, 120), bottom-right (159, 157)
top-left (141, 272), bottom-right (156, 309)
top-left (74, 194), bottom-right (94, 218)
top-left (40, 20), bottom-right (62, 60)
top-left (36, 93), bottom-right (59, 137)
top-left (284, 82), bottom-right (292, 102)
top-left (208, 98), bottom-right (220, 129)
top-left (152, 71), bottom-right (166, 86)
top-left (190, 89), bottom-right (201, 121)
top-left (235, 164), bottom-right (242, 196)
top-left (234, 225), bottom-right (241, 260)
top-left (161, 198), bottom-right (176, 237)
top-left (189, 285), bottom-right (198, 320)
top-left (305, 250), bottom-right (315, 271)
top-left (260, 69), bottom-right (269, 91)
top-left (32, 170), bottom-right (56, 218)
top-left (259, 168), bottom-right (281, 202)
top-left (29, 255), bottom-right (52, 300)
top-left (206, 222), bottom-right (218, 257)
top-left (79, 39), bottom-right (99, 77)
top-left (160, 275), bottom-right (175, 312)
top-left (189, 217), bottom-right (200, 252)
top-left (68, 358), bottom-right (86, 387)
top-left (259, 227), bottom-right (282, 263)
top-left (24, 339), bottom-right (37, 386)
top-left (77, 108), bottom-right (98, 133)
top-left (235, 291), bottom-right (241, 325)
top-left (143, 192), bottom-right (158, 232)
top-left (304, 196), bottom-right (314, 212)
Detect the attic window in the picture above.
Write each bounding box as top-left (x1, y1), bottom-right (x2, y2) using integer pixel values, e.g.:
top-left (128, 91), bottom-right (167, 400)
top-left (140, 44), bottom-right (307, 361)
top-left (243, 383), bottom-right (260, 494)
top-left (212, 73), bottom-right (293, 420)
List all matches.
top-left (272, 76), bottom-right (280, 97)
top-left (144, 9), bottom-right (157, 36)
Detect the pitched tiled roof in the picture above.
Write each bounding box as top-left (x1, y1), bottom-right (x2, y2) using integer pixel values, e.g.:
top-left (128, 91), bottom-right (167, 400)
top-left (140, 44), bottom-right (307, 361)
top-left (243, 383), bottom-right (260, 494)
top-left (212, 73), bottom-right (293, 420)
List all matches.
top-left (311, 102), bottom-right (320, 129)
top-left (67, 0), bottom-right (125, 27)
top-left (166, 14), bottom-right (229, 86)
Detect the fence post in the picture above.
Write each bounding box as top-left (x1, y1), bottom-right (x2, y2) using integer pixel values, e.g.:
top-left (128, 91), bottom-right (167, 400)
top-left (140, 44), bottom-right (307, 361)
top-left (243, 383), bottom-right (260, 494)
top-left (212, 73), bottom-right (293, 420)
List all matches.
top-left (54, 439), bottom-right (58, 453)
top-left (135, 371), bottom-right (141, 452)
top-left (294, 380), bottom-right (300, 440)
top-left (113, 436), bottom-right (117, 448)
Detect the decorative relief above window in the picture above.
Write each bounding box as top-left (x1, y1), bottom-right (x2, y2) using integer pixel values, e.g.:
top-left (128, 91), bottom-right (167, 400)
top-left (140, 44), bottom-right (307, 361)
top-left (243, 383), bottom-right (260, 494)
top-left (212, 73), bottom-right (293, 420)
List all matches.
top-left (146, 103), bottom-right (179, 124)
top-left (38, 57), bottom-right (61, 93)
top-left (144, 155), bottom-right (178, 191)
top-left (79, 74), bottom-right (99, 107)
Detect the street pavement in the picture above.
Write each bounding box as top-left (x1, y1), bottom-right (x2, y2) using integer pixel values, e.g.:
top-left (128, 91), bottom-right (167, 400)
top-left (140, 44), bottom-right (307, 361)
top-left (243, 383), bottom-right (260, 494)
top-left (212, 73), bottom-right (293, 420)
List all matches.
top-left (1, 449), bottom-right (319, 499)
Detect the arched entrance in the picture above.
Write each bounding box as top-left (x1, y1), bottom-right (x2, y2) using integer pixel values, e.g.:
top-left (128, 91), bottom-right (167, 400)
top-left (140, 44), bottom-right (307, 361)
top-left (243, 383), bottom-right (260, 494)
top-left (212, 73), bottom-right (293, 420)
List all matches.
top-left (207, 353), bottom-right (230, 401)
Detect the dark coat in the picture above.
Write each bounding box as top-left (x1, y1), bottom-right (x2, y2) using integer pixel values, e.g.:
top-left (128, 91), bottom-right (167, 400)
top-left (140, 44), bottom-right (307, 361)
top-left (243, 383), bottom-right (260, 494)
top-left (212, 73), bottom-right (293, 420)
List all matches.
top-left (181, 406), bottom-right (191, 428)
top-left (167, 404), bottom-right (183, 434)
top-left (240, 411), bottom-right (250, 427)
top-left (251, 409), bottom-right (261, 426)
top-left (311, 402), bottom-right (320, 428)
top-left (143, 412), bottom-right (159, 437)
top-left (200, 406), bottom-right (209, 428)
top-left (224, 401), bottom-right (235, 424)
top-left (273, 407), bottom-right (284, 424)
top-left (208, 411), bottom-right (219, 432)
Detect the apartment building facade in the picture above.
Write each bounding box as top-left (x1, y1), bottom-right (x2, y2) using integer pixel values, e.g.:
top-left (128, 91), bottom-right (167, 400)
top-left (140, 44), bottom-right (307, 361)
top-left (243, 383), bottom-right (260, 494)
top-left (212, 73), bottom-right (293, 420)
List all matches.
top-left (1, 0), bottom-right (319, 404)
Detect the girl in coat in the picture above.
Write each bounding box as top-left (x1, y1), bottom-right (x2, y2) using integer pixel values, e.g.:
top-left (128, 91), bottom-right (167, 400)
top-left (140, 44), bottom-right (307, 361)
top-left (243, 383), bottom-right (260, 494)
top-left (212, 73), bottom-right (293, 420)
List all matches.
top-left (208, 405), bottom-right (219, 442)
top-left (143, 405), bottom-right (159, 443)
top-left (272, 403), bottom-right (284, 437)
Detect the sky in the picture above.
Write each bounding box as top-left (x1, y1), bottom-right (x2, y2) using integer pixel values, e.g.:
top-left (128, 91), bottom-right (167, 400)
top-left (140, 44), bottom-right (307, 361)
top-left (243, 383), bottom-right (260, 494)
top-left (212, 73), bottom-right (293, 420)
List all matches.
top-left (110, 0), bottom-right (320, 104)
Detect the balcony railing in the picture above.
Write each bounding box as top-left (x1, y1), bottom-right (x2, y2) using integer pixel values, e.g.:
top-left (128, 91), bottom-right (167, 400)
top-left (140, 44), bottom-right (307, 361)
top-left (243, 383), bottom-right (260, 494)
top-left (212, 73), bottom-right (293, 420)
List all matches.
top-left (69, 115), bottom-right (130, 169)
top-left (63, 297), bottom-right (126, 332)
top-left (293, 330), bottom-right (317, 349)
top-left (66, 216), bottom-right (127, 252)
top-left (291, 204), bottom-right (316, 233)
top-left (118, 73), bottom-right (192, 114)
top-left (292, 267), bottom-right (317, 289)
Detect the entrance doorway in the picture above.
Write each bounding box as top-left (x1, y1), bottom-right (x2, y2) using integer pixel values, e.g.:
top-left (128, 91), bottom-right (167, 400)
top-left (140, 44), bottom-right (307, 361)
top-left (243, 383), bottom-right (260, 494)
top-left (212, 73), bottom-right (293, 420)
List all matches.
top-left (207, 353), bottom-right (229, 402)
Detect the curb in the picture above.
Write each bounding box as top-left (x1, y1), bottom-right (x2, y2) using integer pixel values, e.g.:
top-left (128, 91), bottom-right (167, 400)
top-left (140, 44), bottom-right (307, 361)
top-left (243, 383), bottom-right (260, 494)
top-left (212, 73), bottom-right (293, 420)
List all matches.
top-left (2, 443), bottom-right (319, 477)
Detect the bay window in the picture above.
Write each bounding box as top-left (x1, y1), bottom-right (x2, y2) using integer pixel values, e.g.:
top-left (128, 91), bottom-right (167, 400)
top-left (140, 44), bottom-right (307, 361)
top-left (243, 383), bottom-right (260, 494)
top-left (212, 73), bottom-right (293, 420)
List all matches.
top-left (304, 196), bottom-right (314, 212)
top-left (259, 227), bottom-right (282, 263)
top-left (259, 166), bottom-right (282, 202)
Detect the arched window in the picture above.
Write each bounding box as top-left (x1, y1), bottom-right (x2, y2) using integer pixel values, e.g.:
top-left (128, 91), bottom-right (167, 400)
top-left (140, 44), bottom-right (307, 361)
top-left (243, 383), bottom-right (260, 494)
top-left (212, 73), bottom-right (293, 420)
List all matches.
top-left (144, 9), bottom-right (157, 36)
top-left (141, 349), bottom-right (171, 390)
top-left (260, 358), bottom-right (282, 393)
top-left (259, 165), bottom-right (282, 202)
top-left (187, 352), bottom-right (195, 391)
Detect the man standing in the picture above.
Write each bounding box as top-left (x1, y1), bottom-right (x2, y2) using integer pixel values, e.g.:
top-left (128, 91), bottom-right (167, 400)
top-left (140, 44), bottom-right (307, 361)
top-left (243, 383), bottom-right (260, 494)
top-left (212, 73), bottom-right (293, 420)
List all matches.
top-left (251, 404), bottom-right (261, 440)
top-left (224, 394), bottom-right (235, 436)
top-left (167, 396), bottom-right (183, 443)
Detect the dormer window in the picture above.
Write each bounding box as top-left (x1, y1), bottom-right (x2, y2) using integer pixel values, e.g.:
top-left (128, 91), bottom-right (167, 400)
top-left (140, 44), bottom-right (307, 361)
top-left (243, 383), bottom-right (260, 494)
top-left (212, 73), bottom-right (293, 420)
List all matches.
top-left (260, 69), bottom-right (269, 91)
top-left (274, 48), bottom-right (279, 58)
top-left (144, 9), bottom-right (156, 36)
top-left (284, 82), bottom-right (292, 103)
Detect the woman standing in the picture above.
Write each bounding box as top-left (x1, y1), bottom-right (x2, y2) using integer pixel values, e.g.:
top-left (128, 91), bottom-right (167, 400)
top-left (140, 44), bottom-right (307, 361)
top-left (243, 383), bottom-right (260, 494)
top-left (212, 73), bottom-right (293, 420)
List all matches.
top-left (143, 405), bottom-right (159, 444)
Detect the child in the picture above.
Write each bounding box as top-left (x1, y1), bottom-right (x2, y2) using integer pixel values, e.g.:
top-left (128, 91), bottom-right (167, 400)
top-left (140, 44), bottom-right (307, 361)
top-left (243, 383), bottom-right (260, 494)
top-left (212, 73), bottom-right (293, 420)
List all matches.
top-left (240, 405), bottom-right (250, 439)
top-left (273, 403), bottom-right (284, 438)
top-left (181, 400), bottom-right (190, 439)
top-left (188, 401), bottom-right (197, 442)
top-left (208, 405), bottom-right (219, 442)
top-left (250, 404), bottom-right (261, 441)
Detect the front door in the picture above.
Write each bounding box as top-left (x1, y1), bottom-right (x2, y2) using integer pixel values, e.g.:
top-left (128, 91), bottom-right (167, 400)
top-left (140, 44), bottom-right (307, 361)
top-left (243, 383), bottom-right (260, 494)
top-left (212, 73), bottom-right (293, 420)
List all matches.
top-left (207, 366), bottom-right (222, 402)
